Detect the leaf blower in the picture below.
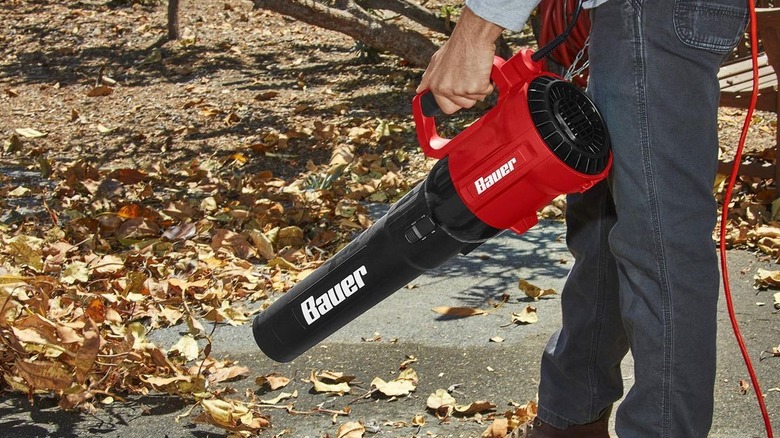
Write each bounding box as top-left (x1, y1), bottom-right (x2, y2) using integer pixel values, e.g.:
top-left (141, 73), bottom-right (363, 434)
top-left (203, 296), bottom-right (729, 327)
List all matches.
top-left (252, 47), bottom-right (612, 362)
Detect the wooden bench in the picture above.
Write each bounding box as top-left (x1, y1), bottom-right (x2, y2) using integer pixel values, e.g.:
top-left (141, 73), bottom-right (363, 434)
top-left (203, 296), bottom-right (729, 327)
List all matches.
top-left (718, 7), bottom-right (780, 183)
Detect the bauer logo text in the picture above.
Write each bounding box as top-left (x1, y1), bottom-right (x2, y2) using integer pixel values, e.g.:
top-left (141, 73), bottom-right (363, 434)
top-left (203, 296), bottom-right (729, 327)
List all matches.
top-left (300, 266), bottom-right (368, 325)
top-left (474, 157), bottom-right (517, 195)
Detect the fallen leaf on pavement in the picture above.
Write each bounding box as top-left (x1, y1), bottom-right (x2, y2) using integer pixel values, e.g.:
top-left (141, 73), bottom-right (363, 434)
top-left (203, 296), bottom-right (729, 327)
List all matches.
top-left (336, 421), bottom-right (365, 438)
top-left (432, 306), bottom-right (486, 317)
top-left (519, 279), bottom-right (556, 300)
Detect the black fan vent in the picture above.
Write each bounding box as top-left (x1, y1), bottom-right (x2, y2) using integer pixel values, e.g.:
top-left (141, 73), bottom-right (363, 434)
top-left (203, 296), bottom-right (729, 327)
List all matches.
top-left (527, 76), bottom-right (611, 175)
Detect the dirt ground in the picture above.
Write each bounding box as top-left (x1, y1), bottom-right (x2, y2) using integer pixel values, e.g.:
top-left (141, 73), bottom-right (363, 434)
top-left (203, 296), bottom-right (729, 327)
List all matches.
top-left (1, 0), bottom-right (444, 180)
top-left (1, 0), bottom-right (774, 176)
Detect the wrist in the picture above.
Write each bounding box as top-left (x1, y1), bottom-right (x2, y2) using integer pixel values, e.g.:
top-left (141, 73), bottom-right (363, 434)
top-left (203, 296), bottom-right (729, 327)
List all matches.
top-left (453, 7), bottom-right (504, 46)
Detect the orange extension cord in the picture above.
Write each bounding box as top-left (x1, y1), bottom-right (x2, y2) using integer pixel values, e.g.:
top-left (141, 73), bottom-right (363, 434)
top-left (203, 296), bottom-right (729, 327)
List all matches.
top-left (538, 0), bottom-right (774, 435)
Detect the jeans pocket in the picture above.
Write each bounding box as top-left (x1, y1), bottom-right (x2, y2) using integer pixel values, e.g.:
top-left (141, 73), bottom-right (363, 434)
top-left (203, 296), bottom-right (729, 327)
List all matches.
top-left (674, 0), bottom-right (748, 54)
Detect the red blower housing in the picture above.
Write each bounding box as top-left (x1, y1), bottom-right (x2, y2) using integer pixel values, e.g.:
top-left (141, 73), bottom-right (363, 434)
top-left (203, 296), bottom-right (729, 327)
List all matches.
top-left (413, 49), bottom-right (611, 235)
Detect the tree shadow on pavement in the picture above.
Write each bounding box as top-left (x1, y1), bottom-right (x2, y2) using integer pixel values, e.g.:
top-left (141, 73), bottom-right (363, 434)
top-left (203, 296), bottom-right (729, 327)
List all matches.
top-left (0, 393), bottom-right (191, 438)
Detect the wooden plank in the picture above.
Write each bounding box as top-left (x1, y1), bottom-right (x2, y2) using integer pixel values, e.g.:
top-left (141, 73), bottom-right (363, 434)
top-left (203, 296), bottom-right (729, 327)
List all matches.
top-left (718, 54), bottom-right (770, 78)
top-left (720, 71), bottom-right (778, 94)
top-left (719, 63), bottom-right (773, 86)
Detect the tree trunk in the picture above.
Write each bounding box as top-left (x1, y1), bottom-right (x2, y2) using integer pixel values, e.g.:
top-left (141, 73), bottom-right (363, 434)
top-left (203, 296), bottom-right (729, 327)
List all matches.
top-left (168, 0), bottom-right (180, 40)
top-left (358, 0), bottom-right (451, 35)
top-left (254, 0), bottom-right (439, 67)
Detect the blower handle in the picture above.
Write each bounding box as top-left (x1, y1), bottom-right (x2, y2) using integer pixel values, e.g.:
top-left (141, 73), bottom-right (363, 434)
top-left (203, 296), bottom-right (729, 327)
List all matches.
top-left (413, 56), bottom-right (509, 159)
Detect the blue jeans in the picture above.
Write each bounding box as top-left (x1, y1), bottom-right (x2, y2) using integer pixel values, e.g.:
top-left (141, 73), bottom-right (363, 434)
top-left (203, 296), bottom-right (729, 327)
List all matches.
top-left (536, 0), bottom-right (748, 436)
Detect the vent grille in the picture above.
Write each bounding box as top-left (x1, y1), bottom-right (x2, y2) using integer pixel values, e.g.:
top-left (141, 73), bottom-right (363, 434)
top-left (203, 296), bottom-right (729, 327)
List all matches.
top-left (528, 76), bottom-right (610, 175)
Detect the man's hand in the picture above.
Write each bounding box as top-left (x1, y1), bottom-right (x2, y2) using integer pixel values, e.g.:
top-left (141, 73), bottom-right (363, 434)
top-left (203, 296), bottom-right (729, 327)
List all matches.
top-left (416, 7), bottom-right (504, 115)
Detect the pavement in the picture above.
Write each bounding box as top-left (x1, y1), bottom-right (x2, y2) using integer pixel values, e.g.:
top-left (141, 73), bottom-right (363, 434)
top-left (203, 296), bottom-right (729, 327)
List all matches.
top-left (1, 217), bottom-right (780, 437)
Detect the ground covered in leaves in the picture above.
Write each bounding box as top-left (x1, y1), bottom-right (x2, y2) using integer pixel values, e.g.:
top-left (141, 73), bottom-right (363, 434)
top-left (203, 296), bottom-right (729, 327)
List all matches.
top-left (2, 0), bottom-right (780, 436)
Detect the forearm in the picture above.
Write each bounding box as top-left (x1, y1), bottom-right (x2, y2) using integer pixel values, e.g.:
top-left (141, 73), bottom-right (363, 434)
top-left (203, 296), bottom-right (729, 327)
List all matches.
top-left (465, 0), bottom-right (542, 32)
top-left (452, 6), bottom-right (505, 48)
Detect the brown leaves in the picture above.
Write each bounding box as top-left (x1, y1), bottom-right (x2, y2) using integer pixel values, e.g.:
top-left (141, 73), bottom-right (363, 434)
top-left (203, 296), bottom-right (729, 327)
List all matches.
top-left (336, 421), bottom-right (366, 438)
top-left (86, 85), bottom-right (114, 97)
top-left (15, 359), bottom-right (74, 391)
top-left (482, 418), bottom-right (509, 438)
top-left (255, 373), bottom-right (290, 391)
top-left (509, 306), bottom-right (539, 325)
top-left (426, 388), bottom-right (497, 420)
top-left (426, 388), bottom-right (457, 418)
top-left (518, 279), bottom-right (556, 301)
top-left (309, 370), bottom-right (354, 395)
top-left (432, 306), bottom-right (486, 318)
top-left (371, 368), bottom-right (419, 397)
top-left (717, 176), bottom-right (780, 258)
top-left (194, 398), bottom-right (270, 433)
top-left (74, 320), bottom-right (101, 384)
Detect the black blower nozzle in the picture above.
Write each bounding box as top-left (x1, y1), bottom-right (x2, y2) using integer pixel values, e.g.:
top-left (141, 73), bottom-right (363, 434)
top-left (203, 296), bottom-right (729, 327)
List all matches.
top-left (253, 159), bottom-right (499, 362)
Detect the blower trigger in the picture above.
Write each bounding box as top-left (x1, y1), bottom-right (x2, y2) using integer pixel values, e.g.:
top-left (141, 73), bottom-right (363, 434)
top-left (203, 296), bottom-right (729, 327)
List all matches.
top-left (404, 216), bottom-right (437, 244)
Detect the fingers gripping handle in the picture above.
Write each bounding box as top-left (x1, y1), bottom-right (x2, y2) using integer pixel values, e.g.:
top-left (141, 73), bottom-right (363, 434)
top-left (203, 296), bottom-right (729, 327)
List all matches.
top-left (413, 56), bottom-right (509, 159)
top-left (420, 92), bottom-right (442, 118)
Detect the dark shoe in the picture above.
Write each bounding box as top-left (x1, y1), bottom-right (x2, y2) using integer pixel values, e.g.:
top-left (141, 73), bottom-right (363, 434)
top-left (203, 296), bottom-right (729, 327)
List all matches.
top-left (511, 407), bottom-right (612, 438)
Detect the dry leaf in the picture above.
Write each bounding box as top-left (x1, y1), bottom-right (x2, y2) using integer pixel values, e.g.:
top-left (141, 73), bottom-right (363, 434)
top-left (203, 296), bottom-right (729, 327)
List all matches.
top-left (208, 364), bottom-right (249, 384)
top-left (15, 359), bottom-right (73, 391)
top-left (455, 400), bottom-right (497, 416)
top-left (371, 368), bottom-right (418, 397)
top-left (507, 401), bottom-right (537, 431)
top-left (260, 390), bottom-right (296, 404)
top-left (117, 204), bottom-right (158, 220)
top-left (162, 222), bottom-right (197, 241)
top-left (256, 373), bottom-right (290, 391)
top-left (518, 279), bottom-right (556, 300)
top-left (310, 370), bottom-right (351, 395)
top-left (194, 398), bottom-right (269, 433)
top-left (86, 85), bottom-right (113, 97)
top-left (84, 297), bottom-right (105, 323)
top-left (739, 379), bottom-right (750, 394)
top-left (755, 268), bottom-right (780, 289)
top-left (482, 418), bottom-right (509, 438)
top-left (108, 168), bottom-right (148, 185)
top-left (61, 261), bottom-right (90, 285)
top-left (8, 186), bottom-right (31, 197)
top-left (432, 306), bottom-right (486, 318)
top-left (15, 128), bottom-right (46, 138)
top-left (336, 421), bottom-right (365, 438)
top-left (510, 306), bottom-right (538, 325)
top-left (97, 124), bottom-right (115, 133)
top-left (169, 335), bottom-right (199, 361)
top-left (255, 91), bottom-right (279, 101)
top-left (426, 389), bottom-right (456, 418)
top-left (74, 320), bottom-right (100, 384)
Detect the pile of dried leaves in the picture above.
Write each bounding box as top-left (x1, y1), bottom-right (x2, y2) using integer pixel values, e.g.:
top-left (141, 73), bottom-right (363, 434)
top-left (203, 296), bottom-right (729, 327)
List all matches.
top-left (0, 118), bottom-right (423, 433)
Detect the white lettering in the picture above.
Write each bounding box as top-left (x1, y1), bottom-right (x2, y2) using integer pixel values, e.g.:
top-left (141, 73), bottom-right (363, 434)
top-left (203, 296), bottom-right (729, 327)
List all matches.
top-left (300, 265), bottom-right (368, 325)
top-left (315, 293), bottom-right (333, 314)
top-left (474, 157), bottom-right (517, 195)
top-left (340, 276), bottom-right (356, 297)
top-left (301, 296), bottom-right (320, 325)
top-left (327, 283), bottom-right (346, 306)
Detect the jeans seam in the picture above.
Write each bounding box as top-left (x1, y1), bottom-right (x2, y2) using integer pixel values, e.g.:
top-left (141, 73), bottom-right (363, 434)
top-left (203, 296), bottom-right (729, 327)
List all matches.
top-left (634, 10), bottom-right (674, 438)
top-left (588, 186), bottom-right (610, 419)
